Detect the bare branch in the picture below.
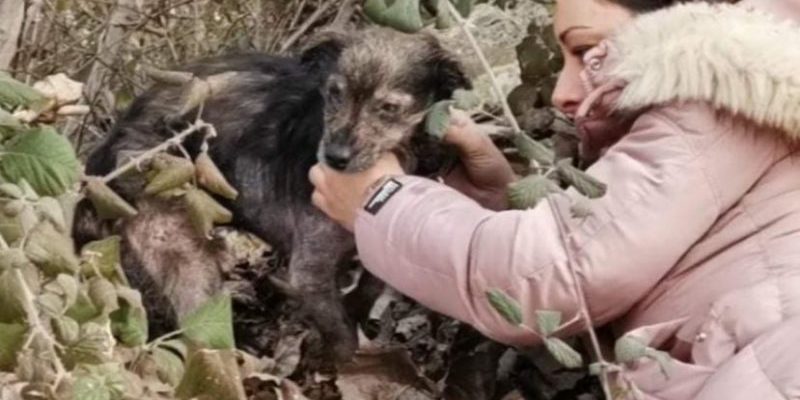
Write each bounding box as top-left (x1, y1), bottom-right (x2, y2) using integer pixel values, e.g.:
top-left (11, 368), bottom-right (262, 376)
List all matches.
top-left (100, 118), bottom-right (215, 184)
top-left (443, 0), bottom-right (522, 134)
top-left (279, 0), bottom-right (337, 53)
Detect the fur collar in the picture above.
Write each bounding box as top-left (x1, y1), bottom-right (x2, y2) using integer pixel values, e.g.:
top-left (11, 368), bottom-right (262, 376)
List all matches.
top-left (608, 2), bottom-right (800, 138)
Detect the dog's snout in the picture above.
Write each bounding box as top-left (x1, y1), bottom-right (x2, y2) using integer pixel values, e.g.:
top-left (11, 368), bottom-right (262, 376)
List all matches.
top-left (324, 144), bottom-right (352, 170)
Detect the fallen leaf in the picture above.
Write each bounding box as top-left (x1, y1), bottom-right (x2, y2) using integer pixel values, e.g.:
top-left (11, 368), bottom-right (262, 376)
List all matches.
top-left (336, 347), bottom-right (436, 400)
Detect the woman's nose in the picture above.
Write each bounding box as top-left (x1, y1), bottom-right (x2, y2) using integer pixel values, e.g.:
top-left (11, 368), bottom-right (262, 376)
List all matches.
top-left (552, 64), bottom-right (586, 118)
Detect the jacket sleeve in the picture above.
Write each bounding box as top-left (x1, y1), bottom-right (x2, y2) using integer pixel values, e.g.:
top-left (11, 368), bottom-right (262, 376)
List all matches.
top-left (353, 104), bottom-right (782, 346)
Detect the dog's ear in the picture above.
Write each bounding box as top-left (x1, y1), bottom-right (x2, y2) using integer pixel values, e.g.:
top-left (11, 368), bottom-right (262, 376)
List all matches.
top-left (299, 30), bottom-right (353, 75)
top-left (424, 37), bottom-right (471, 100)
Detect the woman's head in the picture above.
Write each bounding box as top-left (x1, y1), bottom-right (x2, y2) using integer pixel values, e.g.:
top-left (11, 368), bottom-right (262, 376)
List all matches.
top-left (551, 0), bottom-right (678, 116)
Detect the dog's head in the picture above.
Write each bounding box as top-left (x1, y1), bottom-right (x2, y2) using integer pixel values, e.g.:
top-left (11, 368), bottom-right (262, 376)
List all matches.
top-left (301, 28), bottom-right (469, 172)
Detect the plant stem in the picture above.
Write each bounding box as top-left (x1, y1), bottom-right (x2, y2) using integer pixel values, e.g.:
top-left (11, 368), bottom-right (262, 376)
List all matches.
top-left (443, 0), bottom-right (522, 134)
top-left (99, 119), bottom-right (213, 184)
top-left (546, 195), bottom-right (613, 399)
top-left (15, 268), bottom-right (67, 388)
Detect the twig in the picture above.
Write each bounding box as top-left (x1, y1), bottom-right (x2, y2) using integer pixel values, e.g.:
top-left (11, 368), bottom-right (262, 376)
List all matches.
top-left (443, 0), bottom-right (522, 134)
top-left (15, 268), bottom-right (67, 388)
top-left (279, 0), bottom-right (336, 53)
top-left (99, 119), bottom-right (214, 184)
top-left (331, 0), bottom-right (357, 29)
top-left (288, 0), bottom-right (308, 30)
top-left (546, 195), bottom-right (614, 399)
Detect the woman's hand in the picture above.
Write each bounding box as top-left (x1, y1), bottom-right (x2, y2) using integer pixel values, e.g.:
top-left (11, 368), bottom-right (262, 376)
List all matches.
top-left (309, 153), bottom-right (405, 231)
top-left (443, 109), bottom-right (516, 211)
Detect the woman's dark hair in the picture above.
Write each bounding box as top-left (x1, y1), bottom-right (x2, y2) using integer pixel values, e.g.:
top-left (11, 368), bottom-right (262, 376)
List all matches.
top-left (608, 0), bottom-right (735, 13)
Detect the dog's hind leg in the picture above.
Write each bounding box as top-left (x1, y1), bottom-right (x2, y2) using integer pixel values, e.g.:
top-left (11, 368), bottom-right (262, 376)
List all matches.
top-left (121, 199), bottom-right (228, 337)
top-left (289, 209), bottom-right (357, 362)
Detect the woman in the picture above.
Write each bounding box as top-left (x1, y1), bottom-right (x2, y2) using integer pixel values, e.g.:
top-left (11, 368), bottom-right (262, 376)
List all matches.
top-left (310, 0), bottom-right (800, 398)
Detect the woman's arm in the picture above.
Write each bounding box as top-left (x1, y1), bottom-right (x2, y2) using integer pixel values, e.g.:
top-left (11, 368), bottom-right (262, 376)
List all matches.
top-left (348, 104), bottom-right (782, 346)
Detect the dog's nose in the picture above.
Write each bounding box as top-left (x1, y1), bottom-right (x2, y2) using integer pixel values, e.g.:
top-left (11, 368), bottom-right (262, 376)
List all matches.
top-left (324, 144), bottom-right (352, 171)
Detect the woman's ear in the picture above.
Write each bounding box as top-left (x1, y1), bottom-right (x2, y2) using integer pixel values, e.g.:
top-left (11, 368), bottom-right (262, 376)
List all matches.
top-left (299, 30), bottom-right (353, 75)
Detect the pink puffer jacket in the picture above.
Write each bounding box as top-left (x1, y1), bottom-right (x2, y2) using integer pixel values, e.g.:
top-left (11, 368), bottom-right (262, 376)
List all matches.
top-left (354, 1), bottom-right (800, 399)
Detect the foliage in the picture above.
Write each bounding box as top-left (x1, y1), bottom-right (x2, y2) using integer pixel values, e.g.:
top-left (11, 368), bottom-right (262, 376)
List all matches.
top-left (0, 71), bottom-right (254, 400)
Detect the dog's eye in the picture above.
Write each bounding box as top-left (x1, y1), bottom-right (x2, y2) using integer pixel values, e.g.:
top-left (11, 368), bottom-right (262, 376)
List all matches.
top-left (327, 83), bottom-right (343, 105)
top-left (379, 101), bottom-right (401, 115)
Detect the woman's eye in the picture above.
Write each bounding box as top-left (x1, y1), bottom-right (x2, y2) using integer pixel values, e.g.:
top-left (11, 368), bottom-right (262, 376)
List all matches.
top-left (572, 45), bottom-right (593, 59)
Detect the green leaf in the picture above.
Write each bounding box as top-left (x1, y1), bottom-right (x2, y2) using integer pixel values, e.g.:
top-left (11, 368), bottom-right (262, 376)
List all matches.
top-left (424, 100), bottom-right (454, 140)
top-left (184, 188), bottom-right (233, 237)
top-left (535, 310), bottom-right (562, 337)
top-left (0, 126), bottom-right (79, 197)
top-left (544, 337), bottom-right (583, 369)
top-left (73, 364), bottom-right (126, 400)
top-left (195, 152), bottom-right (238, 200)
top-left (614, 335), bottom-right (648, 364)
top-left (144, 154), bottom-right (195, 195)
top-left (35, 197), bottom-right (67, 233)
top-left (0, 108), bottom-right (23, 138)
top-left (556, 159), bottom-right (607, 199)
top-left (179, 293), bottom-right (235, 349)
top-left (84, 178), bottom-right (138, 220)
top-left (0, 247), bottom-right (32, 270)
top-left (0, 269), bottom-right (29, 322)
top-left (63, 322), bottom-right (114, 367)
top-left (55, 273), bottom-right (79, 309)
top-left (570, 197), bottom-right (593, 219)
top-left (88, 277), bottom-right (119, 316)
top-left (0, 72), bottom-right (46, 109)
top-left (0, 183), bottom-right (24, 199)
top-left (380, 0), bottom-right (424, 33)
top-left (434, 0), bottom-right (457, 29)
top-left (486, 289), bottom-right (523, 326)
top-left (110, 286), bottom-right (148, 346)
top-left (175, 349), bottom-right (246, 400)
top-left (24, 221), bottom-right (79, 276)
top-left (508, 175), bottom-right (561, 210)
top-left (452, 0), bottom-right (475, 17)
top-left (0, 322), bottom-right (27, 370)
top-left (513, 133), bottom-right (554, 166)
top-left (363, 0), bottom-right (389, 22)
top-left (65, 290), bottom-right (100, 323)
top-left (80, 236), bottom-right (123, 282)
top-left (452, 89), bottom-right (482, 110)
top-left (588, 362), bottom-right (603, 376)
top-left (153, 346), bottom-right (185, 387)
top-left (52, 315), bottom-right (80, 345)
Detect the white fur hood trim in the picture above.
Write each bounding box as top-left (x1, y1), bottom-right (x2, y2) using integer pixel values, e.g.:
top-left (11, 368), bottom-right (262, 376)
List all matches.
top-left (608, 2), bottom-right (800, 138)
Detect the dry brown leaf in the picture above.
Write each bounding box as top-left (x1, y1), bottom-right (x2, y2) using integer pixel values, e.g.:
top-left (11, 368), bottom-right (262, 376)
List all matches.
top-left (32, 73), bottom-right (83, 106)
top-left (195, 152), bottom-right (238, 200)
top-left (336, 347), bottom-right (437, 400)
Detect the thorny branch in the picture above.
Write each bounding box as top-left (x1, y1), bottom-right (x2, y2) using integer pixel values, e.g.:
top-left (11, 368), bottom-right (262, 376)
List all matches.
top-left (547, 195), bottom-right (614, 399)
top-left (443, 0), bottom-right (523, 135)
top-left (98, 118), bottom-right (216, 184)
top-left (445, 0), bottom-right (615, 396)
top-left (280, 0), bottom-right (337, 53)
top-left (15, 268), bottom-right (68, 388)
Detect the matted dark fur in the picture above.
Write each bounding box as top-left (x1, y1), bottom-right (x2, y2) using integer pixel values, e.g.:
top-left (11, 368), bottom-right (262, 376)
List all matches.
top-left (73, 27), bottom-right (469, 361)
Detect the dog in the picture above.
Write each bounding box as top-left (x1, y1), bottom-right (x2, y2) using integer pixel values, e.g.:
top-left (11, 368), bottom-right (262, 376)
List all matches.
top-left (73, 27), bottom-right (469, 361)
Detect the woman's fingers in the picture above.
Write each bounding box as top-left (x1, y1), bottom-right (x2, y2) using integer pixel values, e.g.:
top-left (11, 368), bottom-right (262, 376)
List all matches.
top-left (443, 109), bottom-right (486, 154)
